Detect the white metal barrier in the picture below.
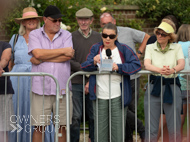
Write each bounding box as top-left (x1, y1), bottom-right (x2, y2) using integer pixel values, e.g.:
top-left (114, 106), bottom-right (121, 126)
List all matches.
top-left (66, 70), bottom-right (190, 142)
top-left (1, 72), bottom-right (60, 142)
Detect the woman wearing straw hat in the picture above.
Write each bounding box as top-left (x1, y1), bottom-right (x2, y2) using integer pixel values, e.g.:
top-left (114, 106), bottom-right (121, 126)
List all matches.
top-left (144, 19), bottom-right (185, 142)
top-left (8, 7), bottom-right (42, 142)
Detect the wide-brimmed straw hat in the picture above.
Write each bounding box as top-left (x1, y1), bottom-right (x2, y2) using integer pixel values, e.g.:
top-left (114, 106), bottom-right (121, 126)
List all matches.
top-left (15, 7), bottom-right (43, 24)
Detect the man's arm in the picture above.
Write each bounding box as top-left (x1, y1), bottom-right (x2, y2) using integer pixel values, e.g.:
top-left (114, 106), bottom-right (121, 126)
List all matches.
top-left (136, 33), bottom-right (150, 58)
top-left (30, 55), bottom-right (72, 65)
top-left (0, 48), bottom-right (11, 76)
top-left (32, 47), bottom-right (74, 60)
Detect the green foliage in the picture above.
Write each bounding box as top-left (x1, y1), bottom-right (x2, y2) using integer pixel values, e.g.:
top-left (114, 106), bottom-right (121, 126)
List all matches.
top-left (0, 0), bottom-right (29, 37)
top-left (130, 0), bottom-right (190, 25)
top-left (1, 0), bottom-right (107, 38)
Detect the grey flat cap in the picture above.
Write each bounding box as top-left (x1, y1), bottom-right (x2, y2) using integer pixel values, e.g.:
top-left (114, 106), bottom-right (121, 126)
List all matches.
top-left (76, 7), bottom-right (93, 18)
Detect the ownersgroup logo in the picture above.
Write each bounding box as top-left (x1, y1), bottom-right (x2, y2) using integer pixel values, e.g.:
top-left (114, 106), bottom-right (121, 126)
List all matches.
top-left (10, 115), bottom-right (60, 133)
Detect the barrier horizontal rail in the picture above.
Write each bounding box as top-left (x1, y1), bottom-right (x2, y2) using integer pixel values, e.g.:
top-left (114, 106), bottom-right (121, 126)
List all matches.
top-left (66, 70), bottom-right (190, 142)
top-left (2, 72), bottom-right (60, 142)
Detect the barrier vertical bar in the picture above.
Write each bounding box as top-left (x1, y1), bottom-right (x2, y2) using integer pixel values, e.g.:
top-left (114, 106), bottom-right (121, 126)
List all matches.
top-left (54, 73), bottom-right (60, 142)
top-left (148, 74), bottom-right (150, 142)
top-left (29, 77), bottom-right (32, 142)
top-left (17, 76), bottom-right (20, 142)
top-left (174, 75), bottom-right (176, 142)
top-left (83, 75), bottom-right (86, 142)
top-left (160, 75), bottom-right (163, 142)
top-left (109, 74), bottom-right (111, 142)
top-left (187, 74), bottom-right (189, 142)
top-left (4, 76), bottom-right (7, 142)
top-left (42, 76), bottom-right (45, 142)
top-left (122, 75), bottom-right (125, 142)
top-left (66, 74), bottom-right (71, 142)
top-left (96, 75), bottom-right (99, 142)
top-left (135, 77), bottom-right (137, 142)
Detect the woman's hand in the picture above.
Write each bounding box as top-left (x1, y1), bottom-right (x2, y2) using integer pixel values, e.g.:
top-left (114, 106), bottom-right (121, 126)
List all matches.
top-left (112, 62), bottom-right (118, 71)
top-left (85, 81), bottom-right (89, 95)
top-left (160, 66), bottom-right (175, 75)
top-left (93, 54), bottom-right (100, 65)
top-left (30, 57), bottom-right (42, 65)
top-left (0, 65), bottom-right (4, 77)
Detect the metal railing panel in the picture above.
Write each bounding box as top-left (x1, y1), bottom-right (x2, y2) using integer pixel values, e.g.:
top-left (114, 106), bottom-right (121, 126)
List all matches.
top-left (2, 72), bottom-right (60, 142)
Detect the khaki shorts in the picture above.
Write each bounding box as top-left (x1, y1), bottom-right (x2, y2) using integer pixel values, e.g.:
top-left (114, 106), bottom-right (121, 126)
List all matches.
top-left (31, 92), bottom-right (73, 126)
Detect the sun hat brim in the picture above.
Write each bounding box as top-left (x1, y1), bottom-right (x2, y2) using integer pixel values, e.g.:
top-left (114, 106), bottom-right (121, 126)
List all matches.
top-left (15, 16), bottom-right (43, 24)
top-left (155, 22), bottom-right (174, 34)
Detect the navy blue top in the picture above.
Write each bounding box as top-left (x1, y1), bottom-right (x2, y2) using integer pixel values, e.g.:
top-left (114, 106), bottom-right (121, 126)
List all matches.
top-left (0, 41), bottom-right (14, 94)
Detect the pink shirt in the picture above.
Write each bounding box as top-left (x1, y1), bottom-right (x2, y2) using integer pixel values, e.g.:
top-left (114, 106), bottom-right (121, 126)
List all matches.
top-left (28, 26), bottom-right (72, 95)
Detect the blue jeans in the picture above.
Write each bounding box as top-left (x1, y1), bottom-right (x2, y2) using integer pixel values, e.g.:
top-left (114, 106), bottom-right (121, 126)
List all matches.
top-left (70, 84), bottom-right (94, 142)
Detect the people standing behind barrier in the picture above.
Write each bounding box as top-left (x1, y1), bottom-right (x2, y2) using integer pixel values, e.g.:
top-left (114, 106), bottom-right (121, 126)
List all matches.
top-left (8, 7), bottom-right (42, 142)
top-left (81, 23), bottom-right (141, 142)
top-left (176, 24), bottom-right (190, 138)
top-left (144, 20), bottom-right (185, 142)
top-left (28, 5), bottom-right (74, 142)
top-left (70, 7), bottom-right (101, 142)
top-left (0, 41), bottom-right (15, 142)
top-left (100, 12), bottom-right (149, 141)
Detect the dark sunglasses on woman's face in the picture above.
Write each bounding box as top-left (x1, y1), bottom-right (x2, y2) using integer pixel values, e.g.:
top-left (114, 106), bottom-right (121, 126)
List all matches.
top-left (102, 33), bottom-right (116, 39)
top-left (47, 18), bottom-right (63, 23)
top-left (156, 31), bottom-right (169, 37)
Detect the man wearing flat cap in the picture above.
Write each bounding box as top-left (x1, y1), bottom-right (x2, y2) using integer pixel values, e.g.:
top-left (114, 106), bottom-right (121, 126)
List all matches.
top-left (70, 7), bottom-right (101, 142)
top-left (28, 5), bottom-right (74, 142)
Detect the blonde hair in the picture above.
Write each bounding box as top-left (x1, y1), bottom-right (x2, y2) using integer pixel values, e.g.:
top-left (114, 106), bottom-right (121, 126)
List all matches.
top-left (176, 24), bottom-right (190, 42)
top-left (19, 19), bottom-right (40, 36)
top-left (154, 19), bottom-right (177, 43)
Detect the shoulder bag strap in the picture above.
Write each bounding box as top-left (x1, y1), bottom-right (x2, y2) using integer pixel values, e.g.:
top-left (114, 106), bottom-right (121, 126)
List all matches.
top-left (12, 34), bottom-right (19, 60)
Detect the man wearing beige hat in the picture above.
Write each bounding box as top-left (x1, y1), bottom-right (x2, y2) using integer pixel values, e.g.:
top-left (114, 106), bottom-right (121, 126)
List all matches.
top-left (70, 7), bottom-right (101, 142)
top-left (28, 5), bottom-right (74, 142)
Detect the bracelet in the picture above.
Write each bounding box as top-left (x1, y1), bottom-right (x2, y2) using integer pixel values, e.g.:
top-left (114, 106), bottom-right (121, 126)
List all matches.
top-left (173, 68), bottom-right (176, 74)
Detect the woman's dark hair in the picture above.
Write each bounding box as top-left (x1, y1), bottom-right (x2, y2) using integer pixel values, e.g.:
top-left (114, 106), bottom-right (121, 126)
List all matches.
top-left (102, 22), bottom-right (117, 35)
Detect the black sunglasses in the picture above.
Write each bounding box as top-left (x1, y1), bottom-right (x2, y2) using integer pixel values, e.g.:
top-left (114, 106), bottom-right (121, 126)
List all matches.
top-left (102, 33), bottom-right (116, 39)
top-left (156, 31), bottom-right (169, 37)
top-left (47, 18), bottom-right (63, 23)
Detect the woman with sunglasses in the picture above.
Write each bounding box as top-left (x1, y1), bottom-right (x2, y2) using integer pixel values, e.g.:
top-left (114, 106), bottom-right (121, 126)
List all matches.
top-left (81, 23), bottom-right (141, 142)
top-left (144, 19), bottom-right (185, 142)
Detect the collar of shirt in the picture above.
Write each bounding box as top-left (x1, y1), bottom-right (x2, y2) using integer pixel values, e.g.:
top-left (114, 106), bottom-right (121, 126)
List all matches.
top-left (41, 25), bottom-right (62, 41)
top-left (154, 41), bottom-right (171, 53)
top-left (78, 28), bottom-right (92, 38)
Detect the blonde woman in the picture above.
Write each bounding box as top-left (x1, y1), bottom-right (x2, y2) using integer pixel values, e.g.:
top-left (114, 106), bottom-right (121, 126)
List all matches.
top-left (9, 7), bottom-right (42, 142)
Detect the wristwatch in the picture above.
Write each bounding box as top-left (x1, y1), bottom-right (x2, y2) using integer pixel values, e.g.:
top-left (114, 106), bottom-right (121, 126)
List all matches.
top-left (137, 50), bottom-right (142, 55)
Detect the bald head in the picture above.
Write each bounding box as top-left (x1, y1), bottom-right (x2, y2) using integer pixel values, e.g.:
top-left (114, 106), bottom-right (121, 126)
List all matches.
top-left (100, 12), bottom-right (116, 28)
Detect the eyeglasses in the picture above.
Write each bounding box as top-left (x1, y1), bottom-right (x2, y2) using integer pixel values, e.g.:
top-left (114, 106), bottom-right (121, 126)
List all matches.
top-left (47, 18), bottom-right (62, 23)
top-left (102, 33), bottom-right (116, 39)
top-left (156, 31), bottom-right (169, 37)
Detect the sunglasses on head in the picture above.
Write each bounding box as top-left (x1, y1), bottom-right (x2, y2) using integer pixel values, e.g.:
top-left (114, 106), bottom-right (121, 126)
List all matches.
top-left (47, 18), bottom-right (63, 23)
top-left (102, 33), bottom-right (116, 39)
top-left (156, 31), bottom-right (169, 37)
